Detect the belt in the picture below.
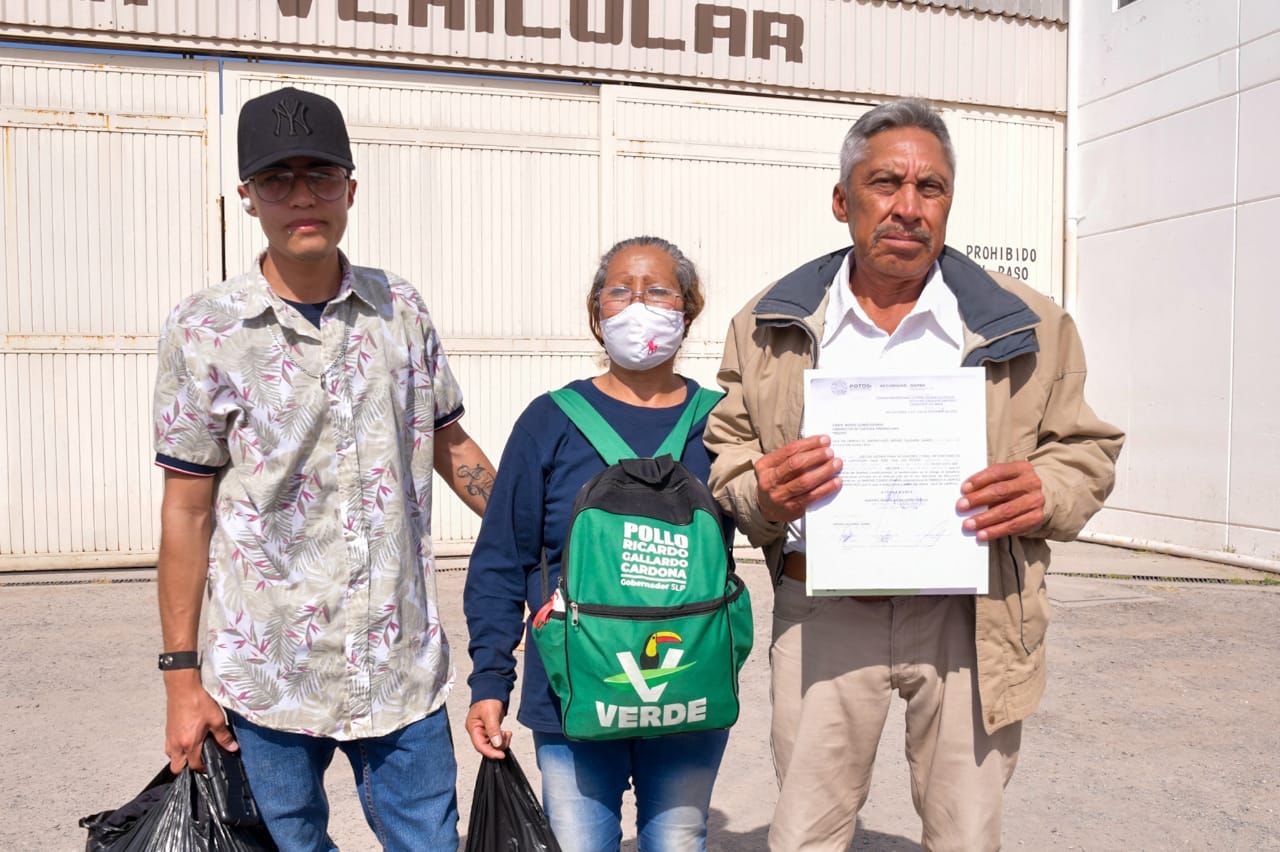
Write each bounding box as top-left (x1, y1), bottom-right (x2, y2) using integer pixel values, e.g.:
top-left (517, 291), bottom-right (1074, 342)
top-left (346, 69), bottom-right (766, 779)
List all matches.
top-left (781, 553), bottom-right (892, 602)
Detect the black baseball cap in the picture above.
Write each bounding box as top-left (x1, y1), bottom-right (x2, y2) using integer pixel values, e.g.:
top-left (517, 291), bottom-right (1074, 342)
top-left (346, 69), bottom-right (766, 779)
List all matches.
top-left (237, 87), bottom-right (356, 181)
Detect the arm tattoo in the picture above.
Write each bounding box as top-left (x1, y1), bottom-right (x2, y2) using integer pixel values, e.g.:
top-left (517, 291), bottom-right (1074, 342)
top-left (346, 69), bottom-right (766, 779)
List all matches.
top-left (456, 463), bottom-right (495, 505)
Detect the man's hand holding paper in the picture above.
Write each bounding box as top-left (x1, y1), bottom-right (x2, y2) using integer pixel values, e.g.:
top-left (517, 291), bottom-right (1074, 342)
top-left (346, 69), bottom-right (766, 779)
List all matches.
top-left (754, 435), bottom-right (844, 523)
top-left (958, 461), bottom-right (1046, 541)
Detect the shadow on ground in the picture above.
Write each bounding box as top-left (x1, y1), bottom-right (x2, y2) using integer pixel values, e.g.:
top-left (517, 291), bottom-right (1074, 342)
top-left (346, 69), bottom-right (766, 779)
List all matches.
top-left (618, 809), bottom-right (769, 850)
top-left (853, 820), bottom-right (921, 850)
top-left (617, 810), bottom-right (920, 851)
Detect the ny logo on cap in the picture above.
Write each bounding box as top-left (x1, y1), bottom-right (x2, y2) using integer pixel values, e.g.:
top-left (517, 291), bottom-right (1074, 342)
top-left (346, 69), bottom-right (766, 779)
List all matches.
top-left (272, 97), bottom-right (312, 137)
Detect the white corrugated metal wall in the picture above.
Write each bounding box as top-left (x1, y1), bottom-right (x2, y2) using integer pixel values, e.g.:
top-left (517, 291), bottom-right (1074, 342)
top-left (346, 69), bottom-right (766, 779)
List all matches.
top-left (1, 49), bottom-right (1063, 569)
top-left (1, 1), bottom-right (1067, 113)
top-left (0, 51), bottom-right (222, 568)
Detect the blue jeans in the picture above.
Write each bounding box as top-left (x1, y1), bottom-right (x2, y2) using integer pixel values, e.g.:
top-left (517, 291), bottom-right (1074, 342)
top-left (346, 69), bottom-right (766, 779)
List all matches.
top-left (532, 729), bottom-right (729, 852)
top-left (228, 707), bottom-right (459, 852)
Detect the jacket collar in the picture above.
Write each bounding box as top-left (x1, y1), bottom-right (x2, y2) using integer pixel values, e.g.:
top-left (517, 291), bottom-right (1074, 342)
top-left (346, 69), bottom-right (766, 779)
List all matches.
top-left (753, 245), bottom-right (1041, 366)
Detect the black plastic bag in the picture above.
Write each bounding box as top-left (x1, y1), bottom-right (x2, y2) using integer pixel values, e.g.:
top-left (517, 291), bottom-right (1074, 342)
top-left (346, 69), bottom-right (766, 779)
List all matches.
top-left (464, 752), bottom-right (561, 852)
top-left (80, 767), bottom-right (175, 852)
top-left (80, 755), bottom-right (277, 851)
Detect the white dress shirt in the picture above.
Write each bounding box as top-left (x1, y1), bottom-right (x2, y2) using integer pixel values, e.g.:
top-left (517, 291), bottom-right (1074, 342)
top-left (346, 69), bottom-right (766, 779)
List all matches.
top-left (785, 250), bottom-right (965, 553)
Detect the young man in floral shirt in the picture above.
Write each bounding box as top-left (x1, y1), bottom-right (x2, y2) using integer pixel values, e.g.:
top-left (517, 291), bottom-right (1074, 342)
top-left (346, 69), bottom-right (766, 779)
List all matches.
top-left (152, 87), bottom-right (494, 851)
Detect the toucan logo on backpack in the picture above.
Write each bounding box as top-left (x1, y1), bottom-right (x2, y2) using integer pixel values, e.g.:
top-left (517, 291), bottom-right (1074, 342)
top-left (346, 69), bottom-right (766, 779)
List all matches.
top-left (594, 631), bottom-right (709, 730)
top-left (606, 631), bottom-right (697, 701)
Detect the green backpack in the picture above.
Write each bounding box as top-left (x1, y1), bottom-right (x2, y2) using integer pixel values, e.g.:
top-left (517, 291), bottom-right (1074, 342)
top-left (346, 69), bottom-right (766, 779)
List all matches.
top-left (531, 386), bottom-right (753, 741)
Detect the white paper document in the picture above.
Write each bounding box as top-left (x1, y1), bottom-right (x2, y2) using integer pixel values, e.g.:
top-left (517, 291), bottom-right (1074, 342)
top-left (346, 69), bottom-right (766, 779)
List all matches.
top-left (803, 369), bottom-right (989, 596)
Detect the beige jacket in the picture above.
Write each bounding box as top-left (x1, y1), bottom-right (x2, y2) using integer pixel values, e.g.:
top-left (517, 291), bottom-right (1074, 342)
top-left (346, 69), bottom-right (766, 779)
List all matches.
top-left (705, 246), bottom-right (1125, 733)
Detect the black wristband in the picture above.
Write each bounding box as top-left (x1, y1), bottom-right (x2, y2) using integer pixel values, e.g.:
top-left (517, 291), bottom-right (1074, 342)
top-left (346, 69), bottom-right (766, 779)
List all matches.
top-left (158, 651), bottom-right (200, 671)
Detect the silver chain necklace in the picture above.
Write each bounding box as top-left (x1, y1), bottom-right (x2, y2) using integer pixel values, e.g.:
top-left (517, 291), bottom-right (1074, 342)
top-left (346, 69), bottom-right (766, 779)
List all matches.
top-left (269, 312), bottom-right (352, 382)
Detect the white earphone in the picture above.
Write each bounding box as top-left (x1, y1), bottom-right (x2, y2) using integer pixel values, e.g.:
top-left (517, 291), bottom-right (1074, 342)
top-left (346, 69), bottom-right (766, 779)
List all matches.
top-left (241, 197), bottom-right (253, 213)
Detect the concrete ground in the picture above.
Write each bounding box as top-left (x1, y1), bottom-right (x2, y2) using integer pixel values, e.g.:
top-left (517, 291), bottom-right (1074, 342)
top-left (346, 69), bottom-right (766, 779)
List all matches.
top-left (2, 541), bottom-right (1278, 850)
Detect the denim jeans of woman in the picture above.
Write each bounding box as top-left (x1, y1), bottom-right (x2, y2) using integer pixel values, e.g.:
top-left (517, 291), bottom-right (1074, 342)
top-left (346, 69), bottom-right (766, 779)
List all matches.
top-left (532, 728), bottom-right (729, 852)
top-left (228, 706), bottom-right (459, 852)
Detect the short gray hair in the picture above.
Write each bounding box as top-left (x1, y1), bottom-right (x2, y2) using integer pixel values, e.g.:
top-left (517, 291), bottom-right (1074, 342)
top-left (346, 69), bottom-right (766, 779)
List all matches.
top-left (587, 236), bottom-right (704, 345)
top-left (838, 99), bottom-right (956, 190)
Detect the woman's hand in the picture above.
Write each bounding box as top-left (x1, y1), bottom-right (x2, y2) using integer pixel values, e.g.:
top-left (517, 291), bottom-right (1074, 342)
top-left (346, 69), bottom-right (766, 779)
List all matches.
top-left (466, 699), bottom-right (514, 759)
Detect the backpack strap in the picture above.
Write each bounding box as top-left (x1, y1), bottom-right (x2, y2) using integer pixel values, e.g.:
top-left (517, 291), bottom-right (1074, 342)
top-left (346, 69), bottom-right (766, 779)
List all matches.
top-left (549, 386), bottom-right (725, 465)
top-left (652, 387), bottom-right (725, 461)
top-left (548, 388), bottom-right (635, 466)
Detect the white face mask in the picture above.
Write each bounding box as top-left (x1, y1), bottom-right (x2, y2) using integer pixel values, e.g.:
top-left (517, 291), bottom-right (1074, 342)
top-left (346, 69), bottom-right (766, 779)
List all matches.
top-left (600, 302), bottom-right (686, 371)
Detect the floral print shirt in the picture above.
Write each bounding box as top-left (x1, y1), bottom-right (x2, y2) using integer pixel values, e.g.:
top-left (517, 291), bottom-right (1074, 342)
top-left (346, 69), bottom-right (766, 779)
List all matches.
top-left (153, 254), bottom-right (463, 739)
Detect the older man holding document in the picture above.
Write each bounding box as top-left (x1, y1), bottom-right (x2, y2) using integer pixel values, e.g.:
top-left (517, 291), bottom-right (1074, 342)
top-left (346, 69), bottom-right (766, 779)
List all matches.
top-left (704, 99), bottom-right (1124, 851)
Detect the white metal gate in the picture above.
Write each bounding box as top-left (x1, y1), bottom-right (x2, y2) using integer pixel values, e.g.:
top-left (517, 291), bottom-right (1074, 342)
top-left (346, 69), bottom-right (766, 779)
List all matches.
top-left (1, 51), bottom-right (1063, 570)
top-left (0, 49), bottom-right (221, 569)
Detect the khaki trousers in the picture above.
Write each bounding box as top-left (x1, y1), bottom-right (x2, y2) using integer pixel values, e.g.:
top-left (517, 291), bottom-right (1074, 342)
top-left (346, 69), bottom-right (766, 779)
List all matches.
top-left (768, 578), bottom-right (1021, 852)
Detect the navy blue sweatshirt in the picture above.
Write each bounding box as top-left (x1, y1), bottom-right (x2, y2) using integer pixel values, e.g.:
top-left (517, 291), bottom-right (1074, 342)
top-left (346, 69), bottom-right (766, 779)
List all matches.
top-left (464, 377), bottom-right (725, 734)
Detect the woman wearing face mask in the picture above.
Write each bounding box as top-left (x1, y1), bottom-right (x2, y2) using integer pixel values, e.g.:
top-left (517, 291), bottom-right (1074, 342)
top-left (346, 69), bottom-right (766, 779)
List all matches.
top-left (463, 236), bottom-right (731, 851)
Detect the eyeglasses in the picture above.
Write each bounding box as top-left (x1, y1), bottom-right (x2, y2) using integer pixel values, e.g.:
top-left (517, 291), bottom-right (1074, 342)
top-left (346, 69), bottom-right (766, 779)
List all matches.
top-left (598, 286), bottom-right (683, 310)
top-left (246, 166), bottom-right (349, 203)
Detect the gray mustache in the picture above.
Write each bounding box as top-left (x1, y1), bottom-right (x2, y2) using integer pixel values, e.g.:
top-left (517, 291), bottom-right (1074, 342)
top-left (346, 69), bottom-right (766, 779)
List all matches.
top-left (871, 225), bottom-right (932, 248)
